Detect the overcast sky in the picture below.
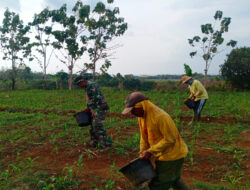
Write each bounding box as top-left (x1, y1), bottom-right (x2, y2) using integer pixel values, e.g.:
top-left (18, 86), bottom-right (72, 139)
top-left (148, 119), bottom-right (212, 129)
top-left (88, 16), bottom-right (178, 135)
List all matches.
top-left (0, 0), bottom-right (250, 75)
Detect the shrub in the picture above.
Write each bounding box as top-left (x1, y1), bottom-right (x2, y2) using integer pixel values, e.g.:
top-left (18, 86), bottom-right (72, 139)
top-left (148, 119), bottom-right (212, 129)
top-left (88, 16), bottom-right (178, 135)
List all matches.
top-left (220, 47), bottom-right (250, 90)
top-left (139, 80), bottom-right (157, 91)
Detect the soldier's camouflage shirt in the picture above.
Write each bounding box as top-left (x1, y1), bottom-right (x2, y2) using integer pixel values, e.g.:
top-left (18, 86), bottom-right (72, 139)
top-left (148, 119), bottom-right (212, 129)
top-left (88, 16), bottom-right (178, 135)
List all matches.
top-left (85, 81), bottom-right (109, 111)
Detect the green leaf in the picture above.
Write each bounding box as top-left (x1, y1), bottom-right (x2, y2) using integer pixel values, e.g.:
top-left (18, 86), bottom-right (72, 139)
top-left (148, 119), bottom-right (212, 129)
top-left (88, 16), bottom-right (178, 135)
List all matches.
top-left (202, 37), bottom-right (208, 43)
top-left (226, 40), bottom-right (237, 48)
top-left (203, 53), bottom-right (210, 61)
top-left (94, 2), bottom-right (106, 13)
top-left (214, 10), bottom-right (223, 20)
top-left (107, 0), bottom-right (114, 3)
top-left (193, 36), bottom-right (200, 42)
top-left (79, 5), bottom-right (90, 19)
top-left (189, 51), bottom-right (197, 58)
top-left (210, 47), bottom-right (217, 53)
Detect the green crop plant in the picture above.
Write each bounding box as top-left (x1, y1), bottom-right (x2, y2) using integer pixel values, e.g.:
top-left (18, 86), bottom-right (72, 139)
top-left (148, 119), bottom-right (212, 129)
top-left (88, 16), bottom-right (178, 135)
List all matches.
top-left (0, 170), bottom-right (9, 181)
top-left (187, 140), bottom-right (195, 166)
top-left (104, 179), bottom-right (115, 190)
top-left (76, 154), bottom-right (84, 174)
top-left (49, 134), bottom-right (57, 144)
top-left (1, 89), bottom-right (250, 189)
top-left (26, 157), bottom-right (39, 168)
top-left (109, 161), bottom-right (122, 179)
top-left (9, 164), bottom-right (21, 174)
top-left (193, 180), bottom-right (229, 190)
top-left (124, 133), bottom-right (140, 151)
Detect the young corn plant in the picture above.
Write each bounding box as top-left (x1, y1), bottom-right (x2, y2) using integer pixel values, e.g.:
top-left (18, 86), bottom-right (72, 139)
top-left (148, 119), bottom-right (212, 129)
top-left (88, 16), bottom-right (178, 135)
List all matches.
top-left (109, 161), bottom-right (122, 179)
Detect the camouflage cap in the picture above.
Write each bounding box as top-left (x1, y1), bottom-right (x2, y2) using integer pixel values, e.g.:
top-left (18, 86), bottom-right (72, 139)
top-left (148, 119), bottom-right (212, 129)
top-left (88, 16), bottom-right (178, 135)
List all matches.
top-left (122, 92), bottom-right (148, 115)
top-left (74, 73), bottom-right (92, 85)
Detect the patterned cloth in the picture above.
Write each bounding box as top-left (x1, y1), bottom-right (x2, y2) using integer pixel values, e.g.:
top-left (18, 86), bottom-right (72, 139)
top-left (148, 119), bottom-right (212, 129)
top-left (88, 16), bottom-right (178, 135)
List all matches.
top-left (85, 81), bottom-right (112, 148)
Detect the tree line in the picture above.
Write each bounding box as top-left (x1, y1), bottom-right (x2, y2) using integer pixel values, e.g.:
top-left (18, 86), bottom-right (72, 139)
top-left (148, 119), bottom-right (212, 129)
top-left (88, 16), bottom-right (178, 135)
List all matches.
top-left (0, 0), bottom-right (127, 90)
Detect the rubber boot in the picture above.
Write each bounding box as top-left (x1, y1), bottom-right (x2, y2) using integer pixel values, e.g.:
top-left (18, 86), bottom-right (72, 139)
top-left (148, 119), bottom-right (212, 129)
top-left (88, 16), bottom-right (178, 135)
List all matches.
top-left (172, 178), bottom-right (189, 190)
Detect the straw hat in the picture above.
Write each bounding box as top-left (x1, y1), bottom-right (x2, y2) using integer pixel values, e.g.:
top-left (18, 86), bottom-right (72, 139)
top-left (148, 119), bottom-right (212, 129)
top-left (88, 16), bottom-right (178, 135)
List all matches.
top-left (181, 76), bottom-right (192, 84)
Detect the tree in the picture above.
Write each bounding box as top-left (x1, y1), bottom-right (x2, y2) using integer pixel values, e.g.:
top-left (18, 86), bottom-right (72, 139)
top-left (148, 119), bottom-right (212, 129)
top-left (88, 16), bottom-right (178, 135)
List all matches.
top-left (188, 10), bottom-right (237, 83)
top-left (220, 47), bottom-right (250, 89)
top-left (17, 65), bottom-right (33, 83)
top-left (0, 9), bottom-right (31, 90)
top-left (50, 3), bottom-right (88, 90)
top-left (29, 8), bottom-right (55, 88)
top-left (55, 71), bottom-right (68, 89)
top-left (84, 0), bottom-right (127, 80)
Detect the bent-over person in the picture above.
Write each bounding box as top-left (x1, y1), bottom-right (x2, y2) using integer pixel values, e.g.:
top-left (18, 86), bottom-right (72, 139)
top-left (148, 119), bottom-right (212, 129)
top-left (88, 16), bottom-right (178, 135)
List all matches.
top-left (122, 92), bottom-right (189, 190)
top-left (74, 73), bottom-right (112, 150)
top-left (181, 76), bottom-right (208, 125)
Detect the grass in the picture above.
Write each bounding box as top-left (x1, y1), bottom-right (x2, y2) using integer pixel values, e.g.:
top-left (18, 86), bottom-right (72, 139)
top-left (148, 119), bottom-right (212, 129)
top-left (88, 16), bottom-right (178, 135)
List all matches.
top-left (0, 89), bottom-right (249, 189)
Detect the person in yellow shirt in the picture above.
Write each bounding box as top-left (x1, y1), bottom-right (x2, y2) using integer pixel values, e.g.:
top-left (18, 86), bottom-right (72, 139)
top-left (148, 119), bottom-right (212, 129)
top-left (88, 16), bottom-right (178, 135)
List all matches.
top-left (122, 92), bottom-right (189, 190)
top-left (181, 76), bottom-right (208, 125)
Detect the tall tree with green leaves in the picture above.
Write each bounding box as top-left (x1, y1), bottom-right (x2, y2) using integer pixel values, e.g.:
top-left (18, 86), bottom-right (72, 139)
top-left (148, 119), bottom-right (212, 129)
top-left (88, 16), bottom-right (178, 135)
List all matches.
top-left (50, 3), bottom-right (88, 90)
top-left (220, 47), bottom-right (250, 89)
top-left (29, 8), bottom-right (55, 88)
top-left (188, 10), bottom-right (237, 82)
top-left (84, 0), bottom-right (127, 80)
top-left (0, 9), bottom-right (31, 90)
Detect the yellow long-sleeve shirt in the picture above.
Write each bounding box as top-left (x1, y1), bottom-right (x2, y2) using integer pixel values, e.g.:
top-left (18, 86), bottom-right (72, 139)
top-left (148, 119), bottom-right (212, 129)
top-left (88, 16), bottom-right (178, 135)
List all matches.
top-left (189, 80), bottom-right (208, 101)
top-left (137, 100), bottom-right (188, 161)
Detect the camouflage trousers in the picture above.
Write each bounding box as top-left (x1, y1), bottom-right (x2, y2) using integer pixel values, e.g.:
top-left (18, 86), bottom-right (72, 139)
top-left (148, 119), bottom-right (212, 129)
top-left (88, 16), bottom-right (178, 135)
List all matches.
top-left (90, 110), bottom-right (112, 148)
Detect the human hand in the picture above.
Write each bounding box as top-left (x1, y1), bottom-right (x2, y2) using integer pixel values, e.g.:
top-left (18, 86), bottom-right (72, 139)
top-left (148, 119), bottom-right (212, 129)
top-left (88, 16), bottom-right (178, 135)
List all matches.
top-left (83, 107), bottom-right (89, 112)
top-left (184, 99), bottom-right (188, 103)
top-left (140, 150), bottom-right (152, 160)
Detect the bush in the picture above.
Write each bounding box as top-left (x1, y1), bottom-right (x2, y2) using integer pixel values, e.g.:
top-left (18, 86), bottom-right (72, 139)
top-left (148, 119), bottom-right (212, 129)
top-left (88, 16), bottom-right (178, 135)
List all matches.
top-left (139, 80), bottom-right (157, 91)
top-left (122, 78), bottom-right (141, 90)
top-left (29, 80), bottom-right (57, 90)
top-left (220, 47), bottom-right (250, 90)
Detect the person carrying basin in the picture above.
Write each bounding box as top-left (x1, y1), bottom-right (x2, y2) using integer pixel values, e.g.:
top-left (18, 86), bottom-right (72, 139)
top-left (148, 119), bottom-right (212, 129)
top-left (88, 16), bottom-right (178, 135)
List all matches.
top-left (181, 76), bottom-right (208, 125)
top-left (74, 73), bottom-right (112, 151)
top-left (122, 92), bottom-right (189, 190)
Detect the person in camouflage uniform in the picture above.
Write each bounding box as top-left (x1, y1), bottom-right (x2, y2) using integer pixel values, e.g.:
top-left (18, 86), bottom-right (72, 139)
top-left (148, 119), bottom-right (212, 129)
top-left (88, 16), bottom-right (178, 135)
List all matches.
top-left (74, 73), bottom-right (112, 149)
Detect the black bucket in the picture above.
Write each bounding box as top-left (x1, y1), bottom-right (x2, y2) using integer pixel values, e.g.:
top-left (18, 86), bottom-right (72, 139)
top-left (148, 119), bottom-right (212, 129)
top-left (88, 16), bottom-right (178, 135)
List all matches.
top-left (119, 158), bottom-right (156, 186)
top-left (74, 111), bottom-right (92, 127)
top-left (184, 99), bottom-right (196, 109)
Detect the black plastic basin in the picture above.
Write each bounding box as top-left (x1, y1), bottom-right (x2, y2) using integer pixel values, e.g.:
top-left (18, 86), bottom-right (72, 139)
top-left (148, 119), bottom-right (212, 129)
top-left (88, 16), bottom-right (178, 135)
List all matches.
top-left (119, 158), bottom-right (156, 186)
top-left (74, 111), bottom-right (92, 127)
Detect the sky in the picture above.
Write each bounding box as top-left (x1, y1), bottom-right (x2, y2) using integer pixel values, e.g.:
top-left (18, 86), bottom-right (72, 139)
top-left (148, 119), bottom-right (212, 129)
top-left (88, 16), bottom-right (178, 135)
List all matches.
top-left (0, 0), bottom-right (250, 76)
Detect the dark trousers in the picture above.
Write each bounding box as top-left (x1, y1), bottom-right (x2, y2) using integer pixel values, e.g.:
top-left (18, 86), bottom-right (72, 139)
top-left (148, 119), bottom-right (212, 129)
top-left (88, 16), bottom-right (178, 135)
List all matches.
top-left (193, 99), bottom-right (206, 115)
top-left (185, 99), bottom-right (207, 121)
top-left (149, 158), bottom-right (188, 190)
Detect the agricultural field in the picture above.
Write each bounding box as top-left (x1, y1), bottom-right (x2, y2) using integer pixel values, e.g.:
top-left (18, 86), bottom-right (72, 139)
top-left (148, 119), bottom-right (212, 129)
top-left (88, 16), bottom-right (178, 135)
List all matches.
top-left (0, 88), bottom-right (249, 190)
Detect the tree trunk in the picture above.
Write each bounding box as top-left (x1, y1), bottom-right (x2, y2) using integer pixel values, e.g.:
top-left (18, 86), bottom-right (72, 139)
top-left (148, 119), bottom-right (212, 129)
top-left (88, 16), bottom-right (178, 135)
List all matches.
top-left (60, 79), bottom-right (63, 90)
top-left (204, 61), bottom-right (208, 86)
top-left (93, 60), bottom-right (96, 81)
top-left (68, 61), bottom-right (73, 90)
top-left (11, 59), bottom-right (16, 90)
top-left (43, 54), bottom-right (47, 89)
top-left (43, 70), bottom-right (47, 89)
